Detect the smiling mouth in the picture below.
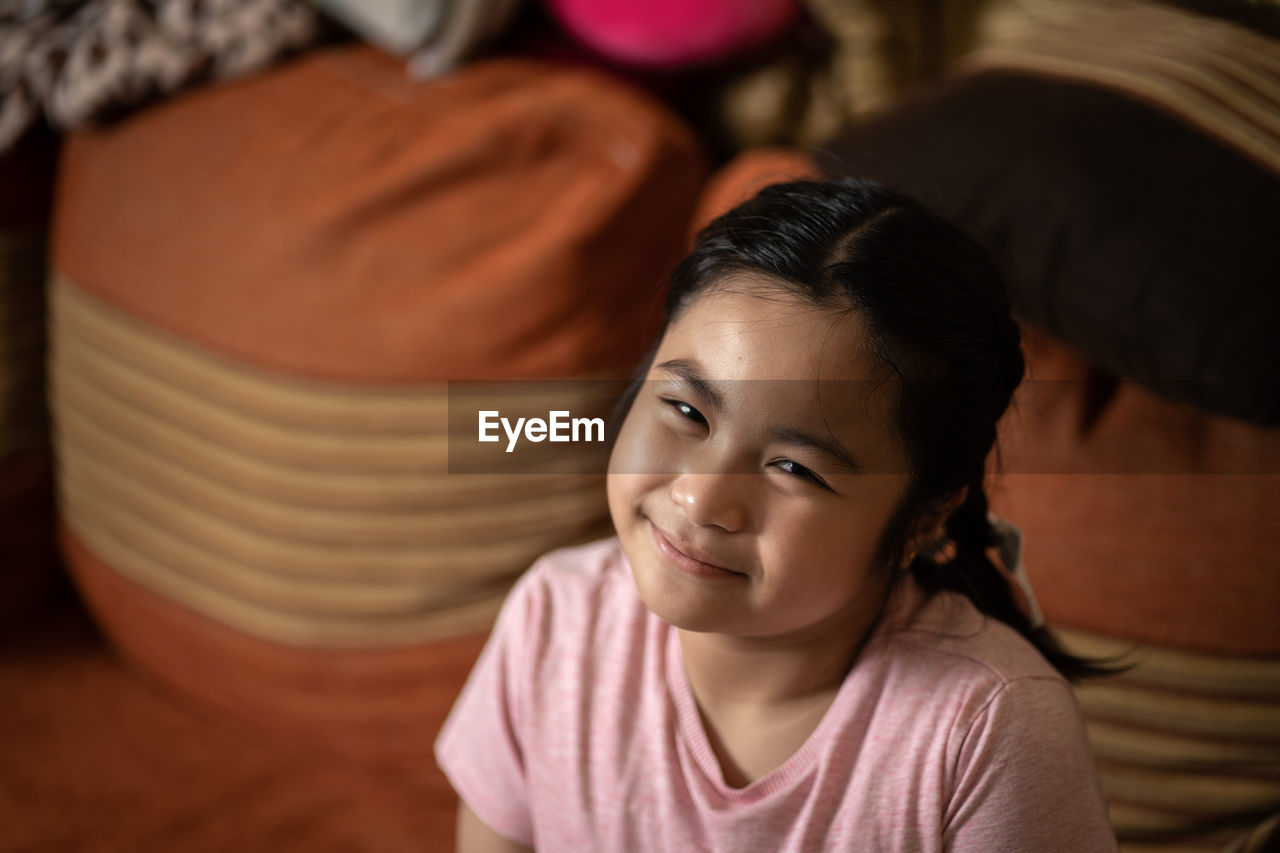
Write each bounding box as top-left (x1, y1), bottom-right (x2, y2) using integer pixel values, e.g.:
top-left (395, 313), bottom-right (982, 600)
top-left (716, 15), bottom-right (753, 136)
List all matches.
top-left (649, 524), bottom-right (743, 579)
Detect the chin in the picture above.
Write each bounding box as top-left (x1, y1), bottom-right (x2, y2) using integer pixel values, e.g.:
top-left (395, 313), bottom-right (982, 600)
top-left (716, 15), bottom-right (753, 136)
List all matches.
top-left (625, 553), bottom-right (731, 633)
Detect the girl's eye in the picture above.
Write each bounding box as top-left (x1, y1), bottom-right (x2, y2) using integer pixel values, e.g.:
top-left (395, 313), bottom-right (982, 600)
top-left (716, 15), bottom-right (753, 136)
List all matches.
top-left (662, 398), bottom-right (707, 427)
top-left (772, 459), bottom-right (831, 490)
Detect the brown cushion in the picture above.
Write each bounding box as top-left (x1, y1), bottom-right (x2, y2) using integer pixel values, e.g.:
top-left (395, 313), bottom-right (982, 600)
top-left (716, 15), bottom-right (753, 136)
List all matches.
top-left (1058, 628), bottom-right (1280, 850)
top-left (994, 328), bottom-right (1280, 657)
top-left (55, 45), bottom-right (704, 381)
top-left (822, 4), bottom-right (1280, 424)
top-left (49, 43), bottom-right (705, 760)
top-left (63, 529), bottom-right (487, 772)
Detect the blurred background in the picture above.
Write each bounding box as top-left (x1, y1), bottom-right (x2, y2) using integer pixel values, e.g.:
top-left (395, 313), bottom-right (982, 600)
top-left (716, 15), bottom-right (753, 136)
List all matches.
top-left (1, 1), bottom-right (1278, 850)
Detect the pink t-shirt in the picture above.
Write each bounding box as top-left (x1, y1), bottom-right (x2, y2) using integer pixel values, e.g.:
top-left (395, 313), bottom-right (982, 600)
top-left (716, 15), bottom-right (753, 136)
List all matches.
top-left (435, 537), bottom-right (1117, 852)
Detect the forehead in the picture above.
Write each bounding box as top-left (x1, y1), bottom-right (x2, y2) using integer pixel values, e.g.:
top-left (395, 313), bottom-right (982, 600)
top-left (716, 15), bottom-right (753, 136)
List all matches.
top-left (659, 280), bottom-right (882, 383)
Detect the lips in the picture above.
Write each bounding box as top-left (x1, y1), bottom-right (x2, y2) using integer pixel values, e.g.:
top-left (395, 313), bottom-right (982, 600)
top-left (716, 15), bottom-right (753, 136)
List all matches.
top-left (649, 522), bottom-right (743, 579)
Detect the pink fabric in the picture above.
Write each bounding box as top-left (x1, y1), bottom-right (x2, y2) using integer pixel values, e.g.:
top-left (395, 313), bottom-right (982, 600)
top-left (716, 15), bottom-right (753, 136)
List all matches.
top-left (546, 0), bottom-right (799, 68)
top-left (435, 538), bottom-right (1116, 852)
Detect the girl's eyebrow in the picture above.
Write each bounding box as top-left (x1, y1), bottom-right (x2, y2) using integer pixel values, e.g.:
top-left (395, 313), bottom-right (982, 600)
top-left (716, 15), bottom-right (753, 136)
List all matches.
top-left (654, 359), bottom-right (725, 412)
top-left (769, 428), bottom-right (864, 475)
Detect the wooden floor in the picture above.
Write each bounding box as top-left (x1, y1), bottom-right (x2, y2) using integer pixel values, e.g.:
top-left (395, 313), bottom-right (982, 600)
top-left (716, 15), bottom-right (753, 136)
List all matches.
top-left (0, 594), bottom-right (462, 852)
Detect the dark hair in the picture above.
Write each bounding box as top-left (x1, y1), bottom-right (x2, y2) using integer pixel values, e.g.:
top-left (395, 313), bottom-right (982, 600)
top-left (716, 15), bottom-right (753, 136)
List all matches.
top-left (652, 177), bottom-right (1108, 681)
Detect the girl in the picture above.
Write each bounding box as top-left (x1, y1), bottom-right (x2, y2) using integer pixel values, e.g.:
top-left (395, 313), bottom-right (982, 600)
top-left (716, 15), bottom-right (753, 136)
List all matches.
top-left (436, 178), bottom-right (1117, 852)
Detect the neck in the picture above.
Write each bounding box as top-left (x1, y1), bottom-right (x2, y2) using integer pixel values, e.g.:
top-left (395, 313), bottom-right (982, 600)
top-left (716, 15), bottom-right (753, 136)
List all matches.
top-left (676, 583), bottom-right (894, 713)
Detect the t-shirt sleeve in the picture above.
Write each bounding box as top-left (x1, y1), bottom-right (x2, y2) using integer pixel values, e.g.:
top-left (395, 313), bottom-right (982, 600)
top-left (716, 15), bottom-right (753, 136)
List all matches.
top-left (434, 568), bottom-right (541, 847)
top-left (944, 677), bottom-right (1119, 853)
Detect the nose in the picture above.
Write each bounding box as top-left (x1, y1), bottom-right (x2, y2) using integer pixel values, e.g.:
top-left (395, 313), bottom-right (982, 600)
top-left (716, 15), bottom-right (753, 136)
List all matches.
top-left (669, 472), bottom-right (747, 532)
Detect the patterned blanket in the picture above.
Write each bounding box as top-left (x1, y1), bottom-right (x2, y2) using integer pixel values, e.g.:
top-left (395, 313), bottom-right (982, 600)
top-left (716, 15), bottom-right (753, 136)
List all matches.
top-left (0, 0), bottom-right (323, 154)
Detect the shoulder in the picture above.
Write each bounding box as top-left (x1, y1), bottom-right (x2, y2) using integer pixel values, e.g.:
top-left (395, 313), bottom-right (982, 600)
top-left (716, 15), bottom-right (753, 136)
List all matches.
top-left (513, 535), bottom-right (633, 615)
top-left (868, 583), bottom-right (1077, 742)
top-left (864, 587), bottom-right (1113, 847)
top-left (436, 540), bottom-right (635, 848)
top-left (882, 582), bottom-right (1064, 687)
top-left (499, 536), bottom-right (643, 658)
top-left (439, 535), bottom-right (644, 742)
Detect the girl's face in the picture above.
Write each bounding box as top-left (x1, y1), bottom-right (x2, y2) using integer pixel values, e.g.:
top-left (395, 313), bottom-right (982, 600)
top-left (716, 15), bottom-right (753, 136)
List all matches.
top-left (607, 280), bottom-right (913, 642)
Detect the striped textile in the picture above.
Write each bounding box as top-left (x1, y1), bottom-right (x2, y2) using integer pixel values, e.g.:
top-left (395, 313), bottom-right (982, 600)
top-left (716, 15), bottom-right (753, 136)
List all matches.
top-left (963, 1), bottom-right (1280, 178)
top-left (1060, 629), bottom-right (1280, 852)
top-left (50, 274), bottom-right (614, 648)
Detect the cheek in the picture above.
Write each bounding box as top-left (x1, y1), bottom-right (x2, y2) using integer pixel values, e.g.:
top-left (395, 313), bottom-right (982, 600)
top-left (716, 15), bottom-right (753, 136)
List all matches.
top-left (607, 412), bottom-right (660, 527)
top-left (607, 402), bottom-right (682, 481)
top-left (605, 473), bottom-right (633, 532)
top-left (760, 483), bottom-right (907, 586)
top-left (763, 524), bottom-right (891, 618)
